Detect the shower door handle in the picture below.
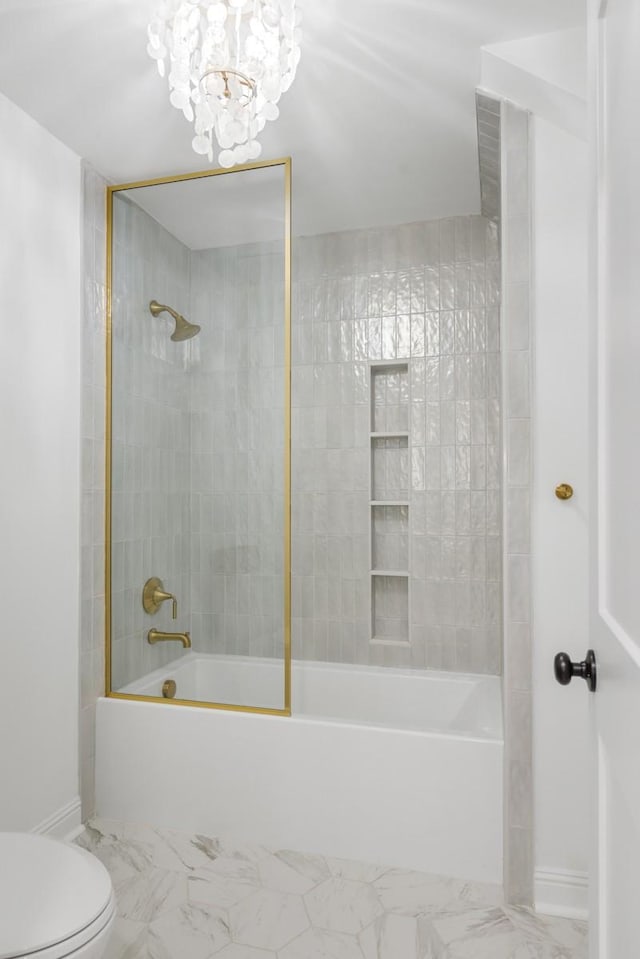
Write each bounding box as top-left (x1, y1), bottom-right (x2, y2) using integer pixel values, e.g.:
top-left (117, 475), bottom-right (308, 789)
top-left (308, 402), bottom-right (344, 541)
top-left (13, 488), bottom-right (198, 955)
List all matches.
top-left (554, 650), bottom-right (597, 692)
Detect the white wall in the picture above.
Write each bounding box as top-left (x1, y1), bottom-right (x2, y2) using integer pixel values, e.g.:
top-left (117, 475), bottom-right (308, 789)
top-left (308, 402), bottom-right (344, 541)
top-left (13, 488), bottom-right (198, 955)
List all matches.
top-left (481, 29), bottom-right (587, 141)
top-left (0, 91), bottom-right (82, 835)
top-left (484, 28), bottom-right (586, 101)
top-left (531, 116), bottom-right (590, 915)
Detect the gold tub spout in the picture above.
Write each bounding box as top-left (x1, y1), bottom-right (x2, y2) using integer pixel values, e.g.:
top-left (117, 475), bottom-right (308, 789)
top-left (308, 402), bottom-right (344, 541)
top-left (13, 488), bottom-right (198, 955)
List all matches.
top-left (147, 628), bottom-right (191, 648)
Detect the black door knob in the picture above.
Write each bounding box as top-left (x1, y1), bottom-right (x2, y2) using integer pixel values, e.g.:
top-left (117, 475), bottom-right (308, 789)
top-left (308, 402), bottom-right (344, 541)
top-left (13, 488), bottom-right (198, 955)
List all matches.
top-left (554, 650), bottom-right (597, 692)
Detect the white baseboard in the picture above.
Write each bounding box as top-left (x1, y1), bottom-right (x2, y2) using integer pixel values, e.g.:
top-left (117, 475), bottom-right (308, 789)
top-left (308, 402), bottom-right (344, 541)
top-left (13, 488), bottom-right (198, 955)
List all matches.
top-left (534, 868), bottom-right (589, 920)
top-left (32, 797), bottom-right (82, 842)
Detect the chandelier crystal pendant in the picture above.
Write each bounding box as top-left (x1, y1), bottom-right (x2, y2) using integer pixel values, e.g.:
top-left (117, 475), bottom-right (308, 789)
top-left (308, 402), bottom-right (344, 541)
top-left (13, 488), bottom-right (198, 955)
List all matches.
top-left (147, 0), bottom-right (301, 168)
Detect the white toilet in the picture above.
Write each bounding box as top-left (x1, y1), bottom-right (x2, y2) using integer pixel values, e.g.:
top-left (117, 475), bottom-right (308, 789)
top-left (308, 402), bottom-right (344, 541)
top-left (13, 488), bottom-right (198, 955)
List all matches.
top-left (0, 832), bottom-right (116, 959)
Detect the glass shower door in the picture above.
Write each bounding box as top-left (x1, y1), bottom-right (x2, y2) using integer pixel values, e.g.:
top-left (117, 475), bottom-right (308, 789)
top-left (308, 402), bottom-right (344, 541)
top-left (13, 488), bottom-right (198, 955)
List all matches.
top-left (105, 159), bottom-right (291, 714)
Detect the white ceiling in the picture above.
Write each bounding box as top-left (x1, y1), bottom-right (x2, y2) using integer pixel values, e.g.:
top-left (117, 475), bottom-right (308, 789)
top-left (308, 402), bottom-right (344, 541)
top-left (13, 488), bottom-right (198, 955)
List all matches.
top-left (0, 0), bottom-right (584, 237)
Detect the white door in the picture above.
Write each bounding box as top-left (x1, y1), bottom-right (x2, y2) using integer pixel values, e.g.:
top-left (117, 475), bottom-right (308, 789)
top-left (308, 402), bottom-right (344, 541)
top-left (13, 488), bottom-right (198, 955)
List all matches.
top-left (588, 1), bottom-right (640, 955)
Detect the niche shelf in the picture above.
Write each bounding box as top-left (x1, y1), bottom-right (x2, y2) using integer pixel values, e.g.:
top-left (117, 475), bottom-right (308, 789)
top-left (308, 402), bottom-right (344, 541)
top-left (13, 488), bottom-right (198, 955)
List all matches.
top-left (370, 500), bottom-right (409, 507)
top-left (371, 570), bottom-right (410, 577)
top-left (369, 361), bottom-right (410, 646)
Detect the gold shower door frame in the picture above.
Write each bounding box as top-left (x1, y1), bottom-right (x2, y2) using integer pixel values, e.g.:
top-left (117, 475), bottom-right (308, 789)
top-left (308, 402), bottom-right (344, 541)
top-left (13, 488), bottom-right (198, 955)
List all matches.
top-left (104, 157), bottom-right (292, 716)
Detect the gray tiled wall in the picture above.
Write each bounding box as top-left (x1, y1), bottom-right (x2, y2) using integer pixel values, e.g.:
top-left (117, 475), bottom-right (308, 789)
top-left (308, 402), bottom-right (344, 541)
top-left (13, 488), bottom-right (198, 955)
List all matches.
top-left (110, 215), bottom-right (287, 680)
top-left (477, 92), bottom-right (501, 223)
top-left (109, 193), bottom-right (194, 689)
top-left (188, 241), bottom-right (285, 660)
top-left (80, 162), bottom-right (108, 816)
top-left (291, 218), bottom-right (503, 672)
top-left (500, 100), bottom-right (533, 906)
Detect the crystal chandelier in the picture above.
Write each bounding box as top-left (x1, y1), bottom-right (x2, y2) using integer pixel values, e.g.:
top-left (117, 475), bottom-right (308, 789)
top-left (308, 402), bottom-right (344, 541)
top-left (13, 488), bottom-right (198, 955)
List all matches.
top-left (147, 0), bottom-right (301, 168)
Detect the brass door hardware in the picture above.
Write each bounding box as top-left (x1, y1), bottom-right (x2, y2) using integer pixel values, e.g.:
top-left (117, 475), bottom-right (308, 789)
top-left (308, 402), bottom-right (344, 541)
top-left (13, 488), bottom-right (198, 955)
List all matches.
top-left (143, 577), bottom-right (177, 617)
top-left (555, 483), bottom-right (574, 501)
top-left (162, 679), bottom-right (177, 699)
top-left (148, 628), bottom-right (191, 648)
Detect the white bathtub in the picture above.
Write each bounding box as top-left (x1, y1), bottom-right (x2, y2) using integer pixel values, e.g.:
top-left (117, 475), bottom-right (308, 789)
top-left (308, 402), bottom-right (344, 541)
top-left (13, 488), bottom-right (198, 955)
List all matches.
top-left (117, 653), bottom-right (502, 739)
top-left (96, 655), bottom-right (503, 883)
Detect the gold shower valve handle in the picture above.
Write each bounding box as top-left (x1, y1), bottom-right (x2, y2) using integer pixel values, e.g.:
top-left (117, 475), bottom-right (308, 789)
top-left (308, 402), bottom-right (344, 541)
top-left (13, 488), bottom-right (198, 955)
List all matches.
top-left (555, 483), bottom-right (574, 501)
top-left (143, 576), bottom-right (178, 618)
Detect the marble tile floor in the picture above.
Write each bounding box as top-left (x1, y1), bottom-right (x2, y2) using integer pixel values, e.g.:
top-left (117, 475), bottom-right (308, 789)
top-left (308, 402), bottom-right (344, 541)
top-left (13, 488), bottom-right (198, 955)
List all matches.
top-left (78, 819), bottom-right (587, 959)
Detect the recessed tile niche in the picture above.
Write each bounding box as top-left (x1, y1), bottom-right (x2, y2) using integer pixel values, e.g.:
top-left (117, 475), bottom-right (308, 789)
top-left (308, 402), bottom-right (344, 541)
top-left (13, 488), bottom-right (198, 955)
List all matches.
top-left (370, 362), bottom-right (410, 644)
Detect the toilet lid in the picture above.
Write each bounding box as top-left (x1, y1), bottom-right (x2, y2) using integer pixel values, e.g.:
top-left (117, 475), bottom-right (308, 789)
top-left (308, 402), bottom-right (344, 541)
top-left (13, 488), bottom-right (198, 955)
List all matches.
top-left (0, 833), bottom-right (114, 959)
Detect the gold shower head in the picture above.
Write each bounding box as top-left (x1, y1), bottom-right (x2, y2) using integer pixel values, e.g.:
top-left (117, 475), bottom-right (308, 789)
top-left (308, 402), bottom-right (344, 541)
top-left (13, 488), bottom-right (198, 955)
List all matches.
top-left (149, 300), bottom-right (201, 341)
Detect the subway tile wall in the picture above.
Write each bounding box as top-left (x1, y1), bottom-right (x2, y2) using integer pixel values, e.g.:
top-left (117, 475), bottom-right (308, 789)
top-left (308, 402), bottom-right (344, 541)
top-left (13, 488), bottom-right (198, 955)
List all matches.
top-left (291, 217), bottom-right (503, 671)
top-left (188, 242), bottom-right (285, 660)
top-left (477, 92), bottom-right (501, 223)
top-left (111, 212), bottom-right (287, 678)
top-left (110, 193), bottom-right (194, 690)
top-left (500, 100), bottom-right (533, 906)
top-left (80, 162), bottom-right (108, 816)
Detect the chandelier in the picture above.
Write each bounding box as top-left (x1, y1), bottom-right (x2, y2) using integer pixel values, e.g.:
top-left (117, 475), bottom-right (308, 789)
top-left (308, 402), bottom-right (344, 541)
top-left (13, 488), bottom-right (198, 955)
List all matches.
top-left (147, 0), bottom-right (301, 168)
